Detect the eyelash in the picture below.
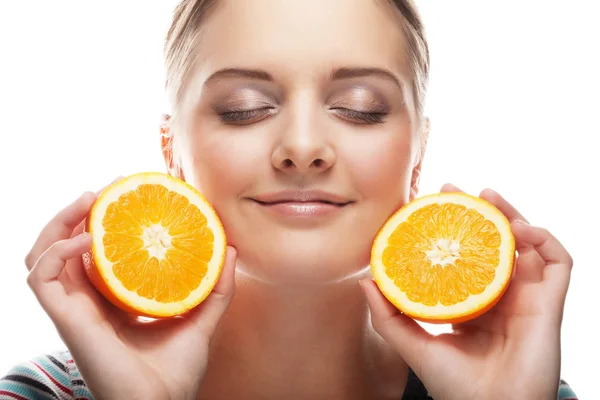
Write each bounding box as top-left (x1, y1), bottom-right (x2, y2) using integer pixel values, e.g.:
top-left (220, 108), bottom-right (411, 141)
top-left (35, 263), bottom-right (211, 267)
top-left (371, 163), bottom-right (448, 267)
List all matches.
top-left (332, 108), bottom-right (388, 124)
top-left (217, 107), bottom-right (388, 125)
top-left (218, 107), bottom-right (275, 124)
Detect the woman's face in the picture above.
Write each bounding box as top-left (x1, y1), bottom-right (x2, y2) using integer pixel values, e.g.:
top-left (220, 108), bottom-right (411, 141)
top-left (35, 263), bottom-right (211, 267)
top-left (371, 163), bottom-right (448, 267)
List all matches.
top-left (172, 0), bottom-right (423, 284)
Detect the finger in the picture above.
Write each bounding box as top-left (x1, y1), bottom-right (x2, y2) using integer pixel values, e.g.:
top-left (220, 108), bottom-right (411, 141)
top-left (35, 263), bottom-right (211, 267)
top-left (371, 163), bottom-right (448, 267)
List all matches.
top-left (360, 279), bottom-right (431, 377)
top-left (57, 220), bottom-right (91, 285)
top-left (77, 175), bottom-right (124, 235)
top-left (61, 176), bottom-right (125, 280)
top-left (25, 176), bottom-right (123, 272)
top-left (513, 245), bottom-right (546, 282)
top-left (25, 192), bottom-right (96, 271)
top-left (27, 233), bottom-right (93, 314)
top-left (511, 220), bottom-right (573, 293)
top-left (187, 246), bottom-right (237, 337)
top-left (28, 232), bottom-right (93, 288)
top-left (440, 183), bottom-right (463, 193)
top-left (479, 188), bottom-right (529, 224)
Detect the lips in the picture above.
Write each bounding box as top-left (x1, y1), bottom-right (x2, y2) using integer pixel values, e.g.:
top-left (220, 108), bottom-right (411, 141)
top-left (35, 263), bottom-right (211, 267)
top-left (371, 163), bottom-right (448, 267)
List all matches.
top-left (250, 190), bottom-right (353, 206)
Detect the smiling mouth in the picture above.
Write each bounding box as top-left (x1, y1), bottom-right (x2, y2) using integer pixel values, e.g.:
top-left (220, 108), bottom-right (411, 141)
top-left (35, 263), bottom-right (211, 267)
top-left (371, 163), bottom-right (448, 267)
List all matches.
top-left (251, 199), bottom-right (352, 207)
top-left (249, 189), bottom-right (354, 205)
top-left (247, 191), bottom-right (354, 218)
top-left (249, 199), bottom-right (352, 218)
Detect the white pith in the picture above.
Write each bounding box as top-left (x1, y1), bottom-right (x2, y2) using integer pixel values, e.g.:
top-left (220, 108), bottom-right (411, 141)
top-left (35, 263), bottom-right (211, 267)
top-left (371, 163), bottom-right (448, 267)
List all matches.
top-left (425, 238), bottom-right (461, 266)
top-left (371, 193), bottom-right (514, 321)
top-left (89, 172), bottom-right (226, 316)
top-left (141, 223), bottom-right (173, 260)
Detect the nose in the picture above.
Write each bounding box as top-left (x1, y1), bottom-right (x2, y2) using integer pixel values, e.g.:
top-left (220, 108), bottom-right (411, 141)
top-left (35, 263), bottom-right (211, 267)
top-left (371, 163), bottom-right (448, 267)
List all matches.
top-left (271, 108), bottom-right (335, 176)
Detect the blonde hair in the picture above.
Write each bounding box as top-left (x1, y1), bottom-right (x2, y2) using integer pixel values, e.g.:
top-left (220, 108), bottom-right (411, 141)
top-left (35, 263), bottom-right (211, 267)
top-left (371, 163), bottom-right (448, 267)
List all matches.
top-left (163, 0), bottom-right (430, 162)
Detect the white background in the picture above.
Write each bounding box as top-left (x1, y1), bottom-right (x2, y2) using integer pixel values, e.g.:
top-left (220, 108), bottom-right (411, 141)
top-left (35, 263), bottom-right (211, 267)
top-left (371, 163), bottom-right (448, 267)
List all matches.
top-left (1, 1), bottom-right (598, 398)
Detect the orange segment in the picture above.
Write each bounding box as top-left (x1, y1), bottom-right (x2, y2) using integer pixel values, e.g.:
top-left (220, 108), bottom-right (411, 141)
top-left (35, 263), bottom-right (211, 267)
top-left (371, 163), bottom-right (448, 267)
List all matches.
top-left (83, 172), bottom-right (226, 318)
top-left (371, 192), bottom-right (515, 324)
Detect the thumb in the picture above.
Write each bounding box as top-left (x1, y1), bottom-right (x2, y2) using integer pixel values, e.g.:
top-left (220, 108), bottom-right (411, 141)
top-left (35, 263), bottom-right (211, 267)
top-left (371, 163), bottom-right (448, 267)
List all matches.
top-left (187, 246), bottom-right (237, 338)
top-left (360, 278), bottom-right (432, 376)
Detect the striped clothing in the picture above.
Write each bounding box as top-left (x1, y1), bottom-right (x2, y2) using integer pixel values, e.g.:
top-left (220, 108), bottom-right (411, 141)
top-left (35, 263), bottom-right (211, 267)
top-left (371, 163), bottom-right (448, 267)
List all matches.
top-left (0, 351), bottom-right (92, 400)
top-left (0, 350), bottom-right (579, 399)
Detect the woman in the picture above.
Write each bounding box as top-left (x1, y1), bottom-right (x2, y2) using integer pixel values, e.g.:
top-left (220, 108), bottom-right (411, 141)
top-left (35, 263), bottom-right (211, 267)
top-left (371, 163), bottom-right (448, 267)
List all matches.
top-left (0, 0), bottom-right (579, 399)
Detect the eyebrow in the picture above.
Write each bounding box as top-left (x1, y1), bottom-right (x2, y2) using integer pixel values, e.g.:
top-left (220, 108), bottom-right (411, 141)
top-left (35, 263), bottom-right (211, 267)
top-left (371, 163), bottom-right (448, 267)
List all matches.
top-left (331, 67), bottom-right (403, 89)
top-left (205, 68), bottom-right (273, 85)
top-left (203, 67), bottom-right (403, 89)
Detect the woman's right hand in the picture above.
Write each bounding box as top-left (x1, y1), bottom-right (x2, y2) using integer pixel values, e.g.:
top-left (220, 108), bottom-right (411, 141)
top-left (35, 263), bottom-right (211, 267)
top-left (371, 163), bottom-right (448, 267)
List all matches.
top-left (24, 179), bottom-right (237, 400)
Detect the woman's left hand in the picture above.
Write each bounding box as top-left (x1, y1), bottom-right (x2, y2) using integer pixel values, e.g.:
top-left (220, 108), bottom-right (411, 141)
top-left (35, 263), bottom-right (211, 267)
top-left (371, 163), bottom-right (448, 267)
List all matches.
top-left (361, 185), bottom-right (573, 400)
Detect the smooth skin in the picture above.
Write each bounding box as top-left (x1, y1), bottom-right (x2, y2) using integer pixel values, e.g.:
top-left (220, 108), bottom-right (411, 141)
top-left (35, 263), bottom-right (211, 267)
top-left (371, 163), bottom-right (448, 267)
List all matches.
top-left (24, 184), bottom-right (573, 399)
top-left (23, 0), bottom-right (573, 399)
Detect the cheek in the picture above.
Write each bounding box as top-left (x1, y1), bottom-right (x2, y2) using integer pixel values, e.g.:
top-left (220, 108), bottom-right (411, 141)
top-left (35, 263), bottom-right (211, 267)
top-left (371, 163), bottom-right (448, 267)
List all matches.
top-left (186, 133), bottom-right (262, 249)
top-left (338, 132), bottom-right (415, 267)
top-left (345, 133), bottom-right (414, 207)
top-left (186, 132), bottom-right (262, 203)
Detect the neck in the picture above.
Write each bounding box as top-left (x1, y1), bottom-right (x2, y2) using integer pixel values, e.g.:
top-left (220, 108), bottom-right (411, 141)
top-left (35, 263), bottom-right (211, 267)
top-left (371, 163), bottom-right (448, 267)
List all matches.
top-left (198, 271), bottom-right (408, 400)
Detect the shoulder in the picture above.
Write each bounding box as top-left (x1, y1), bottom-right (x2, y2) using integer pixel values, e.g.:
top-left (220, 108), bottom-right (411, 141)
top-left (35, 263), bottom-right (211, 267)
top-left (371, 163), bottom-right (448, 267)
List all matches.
top-left (0, 350), bottom-right (92, 400)
top-left (558, 378), bottom-right (579, 400)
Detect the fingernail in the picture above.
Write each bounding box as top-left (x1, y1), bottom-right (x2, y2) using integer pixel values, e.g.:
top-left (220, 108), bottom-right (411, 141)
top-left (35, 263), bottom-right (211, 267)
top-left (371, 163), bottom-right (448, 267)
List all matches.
top-left (226, 246), bottom-right (238, 258)
top-left (442, 183), bottom-right (462, 192)
top-left (77, 191), bottom-right (94, 202)
top-left (75, 231), bottom-right (91, 243)
top-left (514, 219), bottom-right (529, 226)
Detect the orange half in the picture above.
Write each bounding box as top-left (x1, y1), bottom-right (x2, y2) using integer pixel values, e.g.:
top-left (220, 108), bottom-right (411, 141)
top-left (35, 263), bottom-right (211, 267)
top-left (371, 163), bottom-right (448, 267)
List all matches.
top-left (370, 192), bottom-right (515, 324)
top-left (83, 172), bottom-right (226, 318)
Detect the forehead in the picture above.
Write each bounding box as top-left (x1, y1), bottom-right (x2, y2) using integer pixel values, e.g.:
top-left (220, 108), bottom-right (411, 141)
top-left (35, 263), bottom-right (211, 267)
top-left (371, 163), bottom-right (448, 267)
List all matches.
top-left (195, 0), bottom-right (409, 80)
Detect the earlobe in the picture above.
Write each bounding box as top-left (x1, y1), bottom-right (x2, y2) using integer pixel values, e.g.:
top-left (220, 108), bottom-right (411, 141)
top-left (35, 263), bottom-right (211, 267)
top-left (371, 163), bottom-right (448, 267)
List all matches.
top-left (160, 114), bottom-right (186, 181)
top-left (409, 164), bottom-right (421, 201)
top-left (173, 164), bottom-right (186, 181)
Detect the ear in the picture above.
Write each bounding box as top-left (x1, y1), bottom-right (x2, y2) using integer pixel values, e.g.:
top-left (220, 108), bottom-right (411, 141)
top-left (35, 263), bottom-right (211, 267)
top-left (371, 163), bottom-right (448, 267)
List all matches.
top-left (160, 114), bottom-right (186, 181)
top-left (409, 161), bottom-right (422, 201)
top-left (409, 117), bottom-right (430, 201)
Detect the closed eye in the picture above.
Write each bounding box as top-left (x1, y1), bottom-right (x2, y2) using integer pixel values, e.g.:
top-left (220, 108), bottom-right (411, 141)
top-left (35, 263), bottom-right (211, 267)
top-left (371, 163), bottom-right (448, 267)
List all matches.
top-left (330, 108), bottom-right (388, 124)
top-left (218, 107), bottom-right (276, 125)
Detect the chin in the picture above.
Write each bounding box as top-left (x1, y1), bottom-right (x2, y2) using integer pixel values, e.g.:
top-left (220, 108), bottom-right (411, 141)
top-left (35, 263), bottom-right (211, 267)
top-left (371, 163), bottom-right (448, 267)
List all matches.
top-left (230, 229), bottom-right (373, 285)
